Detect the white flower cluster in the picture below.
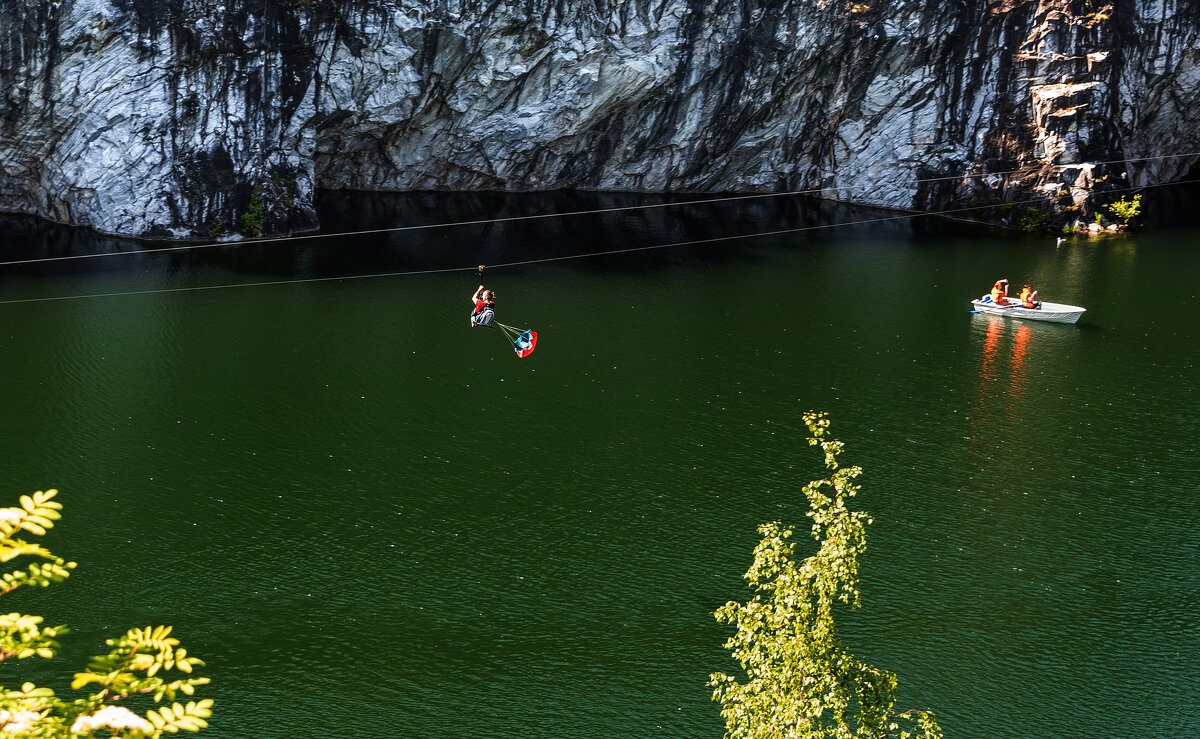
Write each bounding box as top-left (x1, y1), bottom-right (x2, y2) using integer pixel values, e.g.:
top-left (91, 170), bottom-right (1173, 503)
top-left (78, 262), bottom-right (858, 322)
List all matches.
top-left (0, 710), bottom-right (40, 734)
top-left (70, 705), bottom-right (153, 734)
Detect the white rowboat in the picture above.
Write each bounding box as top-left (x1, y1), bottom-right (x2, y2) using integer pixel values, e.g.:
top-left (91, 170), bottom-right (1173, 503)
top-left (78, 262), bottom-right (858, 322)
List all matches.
top-left (971, 294), bottom-right (1085, 324)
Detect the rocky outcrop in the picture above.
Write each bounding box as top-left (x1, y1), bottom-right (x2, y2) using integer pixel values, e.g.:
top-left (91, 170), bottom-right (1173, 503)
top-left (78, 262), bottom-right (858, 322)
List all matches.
top-left (1, 0), bottom-right (1197, 239)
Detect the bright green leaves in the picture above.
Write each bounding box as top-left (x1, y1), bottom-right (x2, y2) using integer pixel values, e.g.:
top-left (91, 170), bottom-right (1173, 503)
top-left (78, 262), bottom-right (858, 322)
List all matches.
top-left (0, 681), bottom-right (68, 736)
top-left (709, 413), bottom-right (942, 739)
top-left (0, 490), bottom-right (213, 737)
top-left (0, 489), bottom-right (76, 597)
top-left (73, 625), bottom-right (211, 706)
top-left (146, 700), bottom-right (214, 733)
top-left (1, 489), bottom-right (64, 538)
top-left (0, 491), bottom-right (75, 669)
top-left (1106, 194), bottom-right (1141, 226)
top-left (0, 612), bottom-right (68, 662)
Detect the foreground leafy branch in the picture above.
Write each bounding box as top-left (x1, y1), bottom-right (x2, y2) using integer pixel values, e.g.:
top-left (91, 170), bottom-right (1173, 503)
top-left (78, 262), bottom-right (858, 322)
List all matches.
top-left (710, 413), bottom-right (942, 739)
top-left (0, 489), bottom-right (212, 736)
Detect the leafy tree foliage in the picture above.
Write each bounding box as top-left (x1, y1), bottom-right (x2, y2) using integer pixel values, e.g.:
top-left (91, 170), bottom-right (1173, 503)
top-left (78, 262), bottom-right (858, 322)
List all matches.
top-left (710, 413), bottom-right (942, 739)
top-left (0, 489), bottom-right (212, 736)
top-left (239, 188), bottom-right (266, 237)
top-left (1105, 194), bottom-right (1141, 227)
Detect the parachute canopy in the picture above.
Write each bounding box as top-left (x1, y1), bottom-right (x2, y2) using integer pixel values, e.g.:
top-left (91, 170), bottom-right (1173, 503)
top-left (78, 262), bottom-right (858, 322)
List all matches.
top-left (494, 322), bottom-right (538, 359)
top-left (514, 330), bottom-right (538, 358)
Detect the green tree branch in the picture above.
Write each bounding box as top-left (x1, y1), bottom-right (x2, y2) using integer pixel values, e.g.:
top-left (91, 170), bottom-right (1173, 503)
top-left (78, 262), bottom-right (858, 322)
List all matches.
top-left (0, 489), bottom-right (213, 737)
top-left (710, 413), bottom-right (942, 739)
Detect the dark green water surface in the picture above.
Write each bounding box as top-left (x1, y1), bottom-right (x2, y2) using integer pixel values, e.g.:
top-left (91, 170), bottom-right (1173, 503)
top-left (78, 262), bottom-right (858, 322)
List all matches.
top-left (0, 193), bottom-right (1196, 737)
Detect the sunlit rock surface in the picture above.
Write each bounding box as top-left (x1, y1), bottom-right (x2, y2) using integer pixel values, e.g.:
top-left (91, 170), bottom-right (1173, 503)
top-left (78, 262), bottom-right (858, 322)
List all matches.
top-left (1, 0), bottom-right (1197, 238)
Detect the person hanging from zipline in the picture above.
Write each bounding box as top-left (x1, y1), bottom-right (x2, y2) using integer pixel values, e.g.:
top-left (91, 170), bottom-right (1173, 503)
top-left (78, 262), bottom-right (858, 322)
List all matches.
top-left (467, 264), bottom-right (538, 357)
top-left (470, 284), bottom-right (496, 327)
top-left (470, 265), bottom-right (496, 327)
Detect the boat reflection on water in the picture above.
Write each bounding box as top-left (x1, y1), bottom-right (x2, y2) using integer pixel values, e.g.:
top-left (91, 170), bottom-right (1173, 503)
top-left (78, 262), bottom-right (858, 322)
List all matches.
top-left (972, 315), bottom-right (1035, 437)
top-left (1010, 322), bottom-right (1031, 403)
top-left (965, 315), bottom-right (1045, 502)
top-left (977, 315), bottom-right (1001, 388)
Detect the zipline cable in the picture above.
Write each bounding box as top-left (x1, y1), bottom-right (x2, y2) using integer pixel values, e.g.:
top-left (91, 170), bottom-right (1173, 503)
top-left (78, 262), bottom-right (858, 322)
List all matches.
top-left (0, 176), bottom-right (1195, 307)
top-left (0, 150), bottom-right (1196, 269)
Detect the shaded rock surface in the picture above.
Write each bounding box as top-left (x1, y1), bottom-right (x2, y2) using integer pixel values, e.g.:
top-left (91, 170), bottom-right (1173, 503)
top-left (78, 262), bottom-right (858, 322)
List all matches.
top-left (1, 0), bottom-right (1197, 239)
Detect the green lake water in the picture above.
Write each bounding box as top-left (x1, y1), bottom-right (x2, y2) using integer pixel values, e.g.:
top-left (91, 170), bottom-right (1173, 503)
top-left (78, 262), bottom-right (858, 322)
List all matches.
top-left (0, 192), bottom-right (1196, 737)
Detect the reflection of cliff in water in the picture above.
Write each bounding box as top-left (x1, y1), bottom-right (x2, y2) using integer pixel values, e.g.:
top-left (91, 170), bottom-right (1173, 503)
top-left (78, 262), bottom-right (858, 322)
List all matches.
top-left (0, 215), bottom-right (148, 278)
top-left (1140, 170), bottom-right (1200, 229)
top-left (311, 189), bottom-right (903, 276)
top-left (1, 190), bottom-right (996, 282)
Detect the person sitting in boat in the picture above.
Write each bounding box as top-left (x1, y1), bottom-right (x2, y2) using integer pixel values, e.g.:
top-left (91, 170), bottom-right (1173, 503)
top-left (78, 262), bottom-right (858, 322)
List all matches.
top-left (1020, 286), bottom-right (1040, 309)
top-left (470, 285), bottom-right (496, 327)
top-left (990, 278), bottom-right (1009, 305)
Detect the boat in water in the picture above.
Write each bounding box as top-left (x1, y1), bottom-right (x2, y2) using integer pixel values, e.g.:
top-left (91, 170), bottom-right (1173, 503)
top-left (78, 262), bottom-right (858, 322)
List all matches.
top-left (971, 295), bottom-right (1085, 324)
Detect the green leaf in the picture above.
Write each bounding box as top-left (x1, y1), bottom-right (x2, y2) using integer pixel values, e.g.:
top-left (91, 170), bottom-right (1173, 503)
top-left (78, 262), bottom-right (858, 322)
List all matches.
top-left (19, 521), bottom-right (46, 536)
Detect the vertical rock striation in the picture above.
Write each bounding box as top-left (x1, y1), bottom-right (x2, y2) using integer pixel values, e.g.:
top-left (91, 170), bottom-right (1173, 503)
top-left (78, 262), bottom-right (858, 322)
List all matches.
top-left (0, 0), bottom-right (1196, 239)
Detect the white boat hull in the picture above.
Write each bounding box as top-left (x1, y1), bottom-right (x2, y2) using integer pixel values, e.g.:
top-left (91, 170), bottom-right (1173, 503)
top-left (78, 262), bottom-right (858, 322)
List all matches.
top-left (971, 295), bottom-right (1085, 324)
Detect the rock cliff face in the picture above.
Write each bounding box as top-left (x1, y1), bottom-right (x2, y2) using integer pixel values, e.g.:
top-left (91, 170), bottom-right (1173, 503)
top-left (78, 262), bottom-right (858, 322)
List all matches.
top-left (1, 0), bottom-right (1197, 239)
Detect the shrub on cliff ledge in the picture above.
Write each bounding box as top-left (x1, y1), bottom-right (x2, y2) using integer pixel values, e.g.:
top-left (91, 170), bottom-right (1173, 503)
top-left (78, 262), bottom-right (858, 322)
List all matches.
top-left (239, 189), bottom-right (266, 237)
top-left (710, 414), bottom-right (941, 739)
top-left (0, 490), bottom-right (212, 736)
top-left (1106, 194), bottom-right (1141, 227)
top-left (1018, 206), bottom-right (1051, 232)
